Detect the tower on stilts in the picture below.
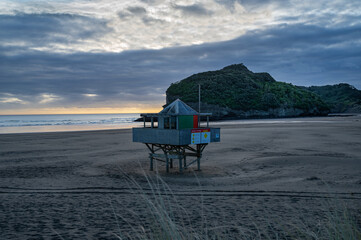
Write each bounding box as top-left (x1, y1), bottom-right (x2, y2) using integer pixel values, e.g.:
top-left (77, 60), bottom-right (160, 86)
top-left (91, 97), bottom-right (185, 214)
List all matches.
top-left (133, 99), bottom-right (220, 173)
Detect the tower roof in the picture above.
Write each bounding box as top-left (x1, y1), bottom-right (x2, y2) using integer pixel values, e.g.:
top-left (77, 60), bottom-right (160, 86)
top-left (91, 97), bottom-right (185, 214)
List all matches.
top-left (159, 99), bottom-right (198, 116)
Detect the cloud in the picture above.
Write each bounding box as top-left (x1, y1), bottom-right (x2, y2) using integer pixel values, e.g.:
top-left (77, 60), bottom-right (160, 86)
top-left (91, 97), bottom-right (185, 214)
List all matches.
top-left (118, 6), bottom-right (147, 18)
top-left (0, 19), bottom-right (360, 112)
top-left (117, 5), bottom-right (165, 25)
top-left (1, 0), bottom-right (360, 54)
top-left (214, 0), bottom-right (288, 11)
top-left (0, 13), bottom-right (112, 53)
top-left (0, 97), bottom-right (25, 104)
top-left (83, 93), bottom-right (98, 98)
top-left (0, 0), bottom-right (360, 112)
top-left (0, 93), bottom-right (28, 106)
top-left (0, 0), bottom-right (276, 53)
top-left (39, 93), bottom-right (62, 104)
top-left (172, 3), bottom-right (213, 17)
top-left (127, 6), bottom-right (147, 15)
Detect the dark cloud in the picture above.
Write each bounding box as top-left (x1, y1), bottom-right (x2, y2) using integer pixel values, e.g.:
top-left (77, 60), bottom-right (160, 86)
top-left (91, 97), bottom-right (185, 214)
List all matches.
top-left (117, 5), bottom-right (165, 25)
top-left (0, 22), bottom-right (360, 109)
top-left (172, 3), bottom-right (213, 17)
top-left (139, 0), bottom-right (157, 3)
top-left (118, 6), bottom-right (148, 19)
top-left (215, 0), bottom-right (290, 11)
top-left (127, 6), bottom-right (147, 15)
top-left (0, 13), bottom-right (111, 50)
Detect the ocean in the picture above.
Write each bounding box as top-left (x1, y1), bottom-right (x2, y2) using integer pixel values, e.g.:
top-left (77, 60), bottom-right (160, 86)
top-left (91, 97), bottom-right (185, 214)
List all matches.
top-left (0, 113), bottom-right (348, 134)
top-left (0, 114), bottom-right (143, 134)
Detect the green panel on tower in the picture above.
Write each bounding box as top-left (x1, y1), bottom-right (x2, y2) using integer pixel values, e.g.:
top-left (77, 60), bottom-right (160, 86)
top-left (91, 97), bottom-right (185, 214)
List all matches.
top-left (178, 115), bottom-right (194, 130)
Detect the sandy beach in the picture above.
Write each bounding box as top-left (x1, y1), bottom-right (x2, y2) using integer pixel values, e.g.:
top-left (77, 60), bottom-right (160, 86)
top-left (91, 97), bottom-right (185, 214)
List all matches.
top-left (0, 116), bottom-right (360, 239)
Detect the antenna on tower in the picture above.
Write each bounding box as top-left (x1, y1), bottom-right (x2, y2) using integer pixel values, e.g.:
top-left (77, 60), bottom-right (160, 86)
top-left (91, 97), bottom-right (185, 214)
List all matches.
top-left (198, 84), bottom-right (201, 127)
top-left (198, 84), bottom-right (201, 113)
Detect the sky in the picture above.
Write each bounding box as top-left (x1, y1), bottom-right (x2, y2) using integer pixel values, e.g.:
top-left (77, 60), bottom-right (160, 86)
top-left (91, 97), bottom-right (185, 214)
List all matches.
top-left (0, 0), bottom-right (360, 114)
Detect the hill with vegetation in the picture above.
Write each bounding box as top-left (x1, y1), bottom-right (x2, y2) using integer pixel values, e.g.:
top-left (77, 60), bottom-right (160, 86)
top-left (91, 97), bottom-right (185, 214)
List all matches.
top-left (166, 64), bottom-right (330, 119)
top-left (305, 84), bottom-right (361, 113)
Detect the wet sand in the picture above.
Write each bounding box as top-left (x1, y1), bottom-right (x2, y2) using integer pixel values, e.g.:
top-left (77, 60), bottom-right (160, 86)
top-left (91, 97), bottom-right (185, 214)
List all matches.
top-left (0, 116), bottom-right (360, 239)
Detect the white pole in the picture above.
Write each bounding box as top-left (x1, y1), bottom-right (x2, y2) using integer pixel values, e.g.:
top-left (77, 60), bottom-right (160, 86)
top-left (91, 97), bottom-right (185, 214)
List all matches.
top-left (198, 84), bottom-right (201, 113)
top-left (198, 84), bottom-right (201, 128)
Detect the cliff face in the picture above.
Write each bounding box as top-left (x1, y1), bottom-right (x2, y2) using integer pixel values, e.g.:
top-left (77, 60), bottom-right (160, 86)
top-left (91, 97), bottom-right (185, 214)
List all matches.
top-left (166, 64), bottom-right (330, 119)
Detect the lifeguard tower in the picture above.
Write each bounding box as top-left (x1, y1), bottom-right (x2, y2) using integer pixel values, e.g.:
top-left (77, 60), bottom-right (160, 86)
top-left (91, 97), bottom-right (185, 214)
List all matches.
top-left (133, 99), bottom-right (220, 173)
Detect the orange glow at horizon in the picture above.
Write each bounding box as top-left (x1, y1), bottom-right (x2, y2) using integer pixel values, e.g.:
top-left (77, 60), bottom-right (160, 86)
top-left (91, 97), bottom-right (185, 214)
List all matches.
top-left (0, 107), bottom-right (163, 115)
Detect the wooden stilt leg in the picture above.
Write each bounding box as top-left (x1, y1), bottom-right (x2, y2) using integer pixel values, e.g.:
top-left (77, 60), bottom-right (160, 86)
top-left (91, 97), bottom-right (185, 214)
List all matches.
top-left (179, 156), bottom-right (183, 173)
top-left (149, 154), bottom-right (153, 171)
top-left (196, 144), bottom-right (201, 171)
top-left (145, 143), bottom-right (208, 173)
top-left (166, 155), bottom-right (169, 173)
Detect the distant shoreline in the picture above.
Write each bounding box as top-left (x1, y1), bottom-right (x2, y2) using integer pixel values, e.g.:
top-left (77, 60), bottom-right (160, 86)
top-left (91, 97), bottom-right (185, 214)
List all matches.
top-left (136, 112), bottom-right (360, 122)
top-left (1, 114), bottom-right (359, 135)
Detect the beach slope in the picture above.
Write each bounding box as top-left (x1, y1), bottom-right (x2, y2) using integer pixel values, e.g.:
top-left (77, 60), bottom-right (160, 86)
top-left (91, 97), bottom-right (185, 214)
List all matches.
top-left (0, 116), bottom-right (360, 239)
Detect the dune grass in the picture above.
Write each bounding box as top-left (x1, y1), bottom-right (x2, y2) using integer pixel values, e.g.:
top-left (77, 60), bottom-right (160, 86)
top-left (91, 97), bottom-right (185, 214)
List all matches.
top-left (109, 169), bottom-right (361, 240)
